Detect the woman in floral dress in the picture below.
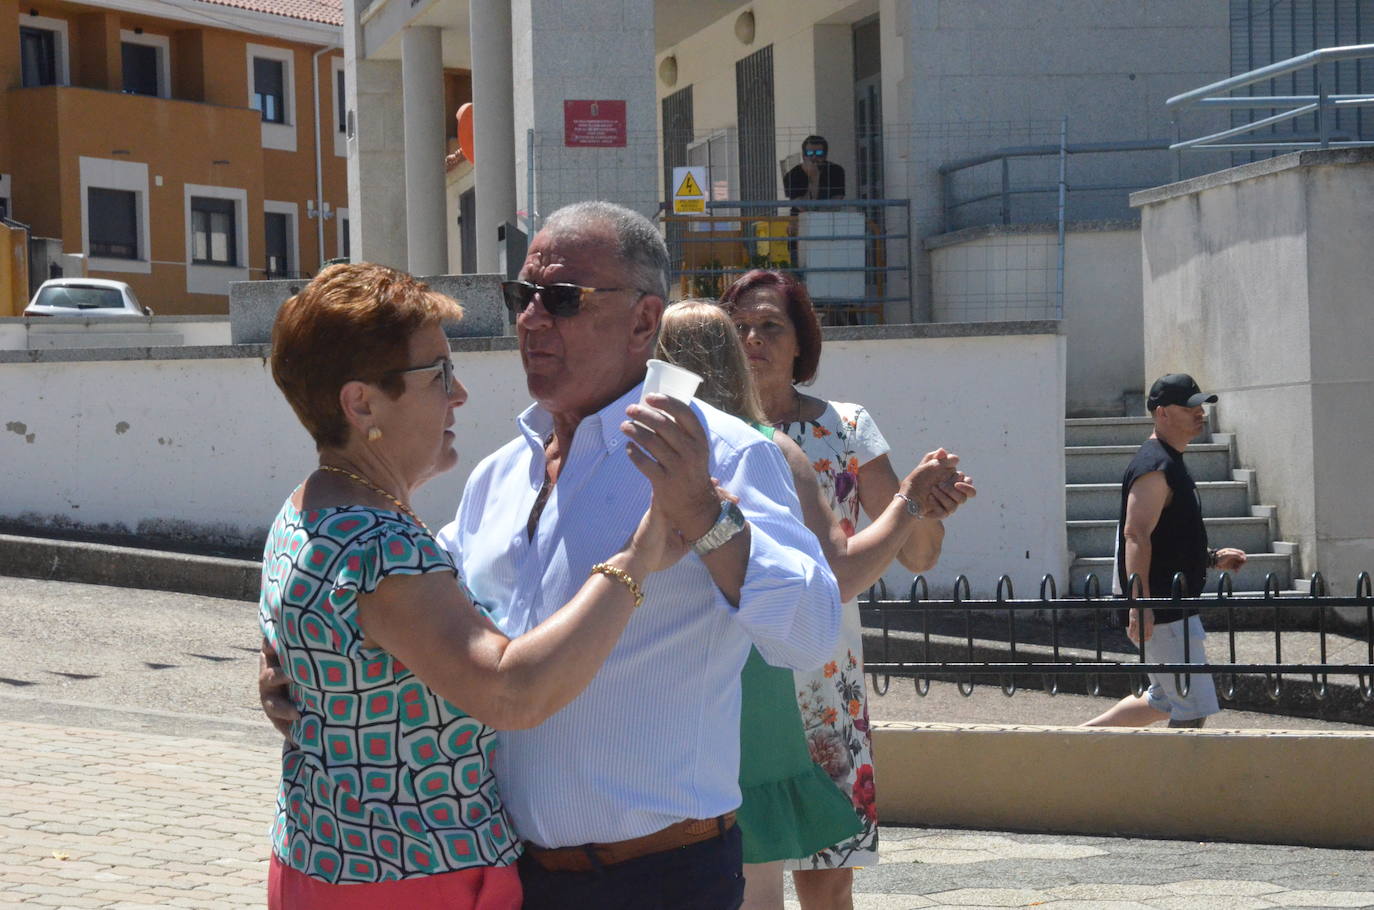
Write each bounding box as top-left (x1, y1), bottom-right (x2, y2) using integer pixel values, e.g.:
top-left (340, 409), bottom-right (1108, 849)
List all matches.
top-left (720, 270), bottom-right (976, 909)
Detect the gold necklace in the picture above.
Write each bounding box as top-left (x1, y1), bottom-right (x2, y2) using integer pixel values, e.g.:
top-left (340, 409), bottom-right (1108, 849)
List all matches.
top-left (317, 464), bottom-right (429, 532)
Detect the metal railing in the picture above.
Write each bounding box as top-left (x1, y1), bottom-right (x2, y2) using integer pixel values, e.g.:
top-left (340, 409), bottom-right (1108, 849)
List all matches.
top-left (658, 197), bottom-right (911, 326)
top-left (859, 571), bottom-right (1374, 704)
top-left (937, 120), bottom-right (1173, 319)
top-left (1168, 43), bottom-right (1374, 158)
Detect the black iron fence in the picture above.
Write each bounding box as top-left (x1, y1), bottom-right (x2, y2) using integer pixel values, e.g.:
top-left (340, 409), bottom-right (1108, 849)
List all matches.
top-left (860, 571), bottom-right (1374, 704)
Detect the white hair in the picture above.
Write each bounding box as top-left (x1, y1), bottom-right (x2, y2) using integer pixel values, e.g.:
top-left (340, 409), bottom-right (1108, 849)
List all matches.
top-left (540, 201), bottom-right (670, 300)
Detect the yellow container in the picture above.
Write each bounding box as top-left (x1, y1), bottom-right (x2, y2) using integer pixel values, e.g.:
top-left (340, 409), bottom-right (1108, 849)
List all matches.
top-left (0, 222), bottom-right (29, 317)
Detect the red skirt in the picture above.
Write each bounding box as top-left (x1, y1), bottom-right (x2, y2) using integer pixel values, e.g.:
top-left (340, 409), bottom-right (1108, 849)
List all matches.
top-left (268, 854), bottom-right (522, 909)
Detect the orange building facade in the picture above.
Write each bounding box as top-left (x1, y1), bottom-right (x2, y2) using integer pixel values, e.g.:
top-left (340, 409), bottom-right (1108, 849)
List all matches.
top-left (0, 0), bottom-right (347, 314)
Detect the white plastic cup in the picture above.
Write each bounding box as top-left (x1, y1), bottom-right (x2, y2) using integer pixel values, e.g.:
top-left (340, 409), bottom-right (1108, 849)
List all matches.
top-left (640, 358), bottom-right (702, 405)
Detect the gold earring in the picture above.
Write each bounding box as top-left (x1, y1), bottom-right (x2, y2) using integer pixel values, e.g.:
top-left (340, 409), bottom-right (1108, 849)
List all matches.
top-left (367, 427), bottom-right (383, 442)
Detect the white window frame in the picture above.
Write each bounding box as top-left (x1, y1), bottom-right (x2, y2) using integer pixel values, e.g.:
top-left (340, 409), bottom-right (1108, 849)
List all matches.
top-left (0, 173), bottom-right (10, 220)
top-left (262, 200), bottom-right (299, 278)
top-left (246, 43), bottom-right (296, 152)
top-left (18, 13), bottom-right (70, 87)
top-left (79, 156), bottom-right (151, 274)
top-left (119, 30), bottom-right (171, 99)
top-left (183, 183), bottom-right (249, 296)
top-left (331, 55), bottom-right (347, 159)
top-left (336, 206), bottom-right (350, 262)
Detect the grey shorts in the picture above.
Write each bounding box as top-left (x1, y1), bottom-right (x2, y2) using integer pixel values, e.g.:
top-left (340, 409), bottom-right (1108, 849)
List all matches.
top-left (1139, 615), bottom-right (1220, 721)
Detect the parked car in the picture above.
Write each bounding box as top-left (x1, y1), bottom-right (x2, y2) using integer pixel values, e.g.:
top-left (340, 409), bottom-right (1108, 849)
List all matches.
top-left (24, 278), bottom-right (153, 317)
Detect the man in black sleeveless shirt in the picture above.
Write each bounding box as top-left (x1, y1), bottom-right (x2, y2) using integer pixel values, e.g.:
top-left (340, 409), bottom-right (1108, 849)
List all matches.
top-left (1084, 374), bottom-right (1247, 728)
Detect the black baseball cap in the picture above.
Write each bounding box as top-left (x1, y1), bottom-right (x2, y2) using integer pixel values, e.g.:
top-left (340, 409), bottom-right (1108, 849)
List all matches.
top-left (1147, 373), bottom-right (1218, 410)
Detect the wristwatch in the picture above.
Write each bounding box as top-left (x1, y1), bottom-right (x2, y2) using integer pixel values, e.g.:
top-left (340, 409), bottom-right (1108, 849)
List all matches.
top-left (894, 492), bottom-right (923, 519)
top-left (691, 501), bottom-right (747, 557)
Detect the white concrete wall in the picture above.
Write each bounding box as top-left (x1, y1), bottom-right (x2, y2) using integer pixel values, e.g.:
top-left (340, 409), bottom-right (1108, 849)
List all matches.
top-left (810, 331), bottom-right (1068, 597)
top-left (1, 329), bottom-right (1066, 596)
top-left (0, 318), bottom-right (231, 351)
top-left (927, 223), bottom-right (1143, 416)
top-left (1136, 149), bottom-right (1374, 594)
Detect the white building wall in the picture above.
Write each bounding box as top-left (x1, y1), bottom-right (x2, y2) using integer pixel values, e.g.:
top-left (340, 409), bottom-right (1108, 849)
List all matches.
top-left (1, 330), bottom-right (1066, 596)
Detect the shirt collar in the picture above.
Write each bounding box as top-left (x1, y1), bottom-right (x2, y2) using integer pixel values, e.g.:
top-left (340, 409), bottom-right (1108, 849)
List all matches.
top-left (516, 381), bottom-right (645, 457)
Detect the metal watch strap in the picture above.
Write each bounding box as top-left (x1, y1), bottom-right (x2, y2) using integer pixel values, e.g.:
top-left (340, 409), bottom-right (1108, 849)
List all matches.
top-left (894, 492), bottom-right (923, 519)
top-left (691, 501), bottom-right (746, 557)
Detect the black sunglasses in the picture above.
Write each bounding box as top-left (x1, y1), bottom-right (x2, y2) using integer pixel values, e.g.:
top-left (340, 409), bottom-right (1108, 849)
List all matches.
top-left (804, 148), bottom-right (827, 158)
top-left (501, 280), bottom-right (644, 322)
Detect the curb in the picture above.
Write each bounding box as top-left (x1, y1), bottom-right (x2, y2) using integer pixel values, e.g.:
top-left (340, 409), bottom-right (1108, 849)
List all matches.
top-left (0, 534), bottom-right (259, 601)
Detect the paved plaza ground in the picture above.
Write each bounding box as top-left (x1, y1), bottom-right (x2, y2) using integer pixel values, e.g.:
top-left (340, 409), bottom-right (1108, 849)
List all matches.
top-left (1, 577), bottom-right (1371, 908)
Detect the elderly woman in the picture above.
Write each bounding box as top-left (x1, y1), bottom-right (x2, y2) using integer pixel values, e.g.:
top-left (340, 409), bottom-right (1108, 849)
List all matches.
top-left (719, 269), bottom-right (976, 909)
top-left (655, 300), bottom-right (859, 909)
top-left (260, 263), bottom-right (689, 909)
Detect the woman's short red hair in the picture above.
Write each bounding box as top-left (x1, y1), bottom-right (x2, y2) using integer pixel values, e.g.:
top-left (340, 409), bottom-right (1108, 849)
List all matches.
top-left (270, 263), bottom-right (462, 449)
top-left (718, 269), bottom-right (824, 384)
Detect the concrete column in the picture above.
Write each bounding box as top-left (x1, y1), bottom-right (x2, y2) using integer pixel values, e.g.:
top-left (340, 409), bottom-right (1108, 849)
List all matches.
top-left (469, 0), bottom-right (517, 274)
top-left (401, 26), bottom-right (447, 276)
top-left (343, 0), bottom-right (406, 268)
top-left (511, 0), bottom-right (659, 223)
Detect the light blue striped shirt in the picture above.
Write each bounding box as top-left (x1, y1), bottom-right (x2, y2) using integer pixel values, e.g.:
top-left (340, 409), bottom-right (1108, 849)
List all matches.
top-left (435, 384), bottom-right (841, 848)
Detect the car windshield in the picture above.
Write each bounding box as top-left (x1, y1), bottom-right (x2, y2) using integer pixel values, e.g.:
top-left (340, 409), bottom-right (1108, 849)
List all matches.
top-left (32, 285), bottom-right (126, 310)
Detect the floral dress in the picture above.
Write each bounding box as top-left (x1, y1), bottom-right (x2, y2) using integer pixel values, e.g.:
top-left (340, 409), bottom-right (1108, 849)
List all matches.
top-left (778, 400), bottom-right (887, 870)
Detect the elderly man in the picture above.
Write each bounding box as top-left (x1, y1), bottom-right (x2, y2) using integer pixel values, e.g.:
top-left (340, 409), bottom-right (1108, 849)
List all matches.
top-left (264, 201), bottom-right (841, 908)
top-left (1084, 373), bottom-right (1247, 729)
top-left (447, 201), bottom-right (841, 908)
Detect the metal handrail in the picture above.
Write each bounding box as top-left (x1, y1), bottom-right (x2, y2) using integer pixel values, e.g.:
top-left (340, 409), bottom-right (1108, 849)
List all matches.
top-left (1167, 43), bottom-right (1374, 154)
top-left (1166, 43), bottom-right (1374, 111)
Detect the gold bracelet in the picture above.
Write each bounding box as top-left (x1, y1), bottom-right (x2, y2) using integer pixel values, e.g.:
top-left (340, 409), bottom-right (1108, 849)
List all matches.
top-left (590, 562), bottom-right (645, 608)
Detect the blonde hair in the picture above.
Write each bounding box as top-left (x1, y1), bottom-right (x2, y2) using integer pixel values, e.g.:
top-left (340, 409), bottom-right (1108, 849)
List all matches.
top-left (655, 299), bottom-right (767, 426)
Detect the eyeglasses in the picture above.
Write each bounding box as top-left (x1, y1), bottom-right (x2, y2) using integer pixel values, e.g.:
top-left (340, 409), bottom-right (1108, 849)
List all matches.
top-left (803, 148), bottom-right (826, 158)
top-left (501, 279), bottom-right (644, 322)
top-left (387, 356), bottom-right (456, 395)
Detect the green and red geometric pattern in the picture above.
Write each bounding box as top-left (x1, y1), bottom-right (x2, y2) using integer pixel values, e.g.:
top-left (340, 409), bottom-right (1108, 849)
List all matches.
top-left (260, 501), bottom-right (520, 883)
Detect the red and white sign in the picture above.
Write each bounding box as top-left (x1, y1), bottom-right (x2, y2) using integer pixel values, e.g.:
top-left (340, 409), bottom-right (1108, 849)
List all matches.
top-left (563, 100), bottom-right (627, 147)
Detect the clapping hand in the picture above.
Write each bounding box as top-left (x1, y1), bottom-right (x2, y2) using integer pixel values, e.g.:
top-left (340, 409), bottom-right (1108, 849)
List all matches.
top-left (901, 448), bottom-right (977, 520)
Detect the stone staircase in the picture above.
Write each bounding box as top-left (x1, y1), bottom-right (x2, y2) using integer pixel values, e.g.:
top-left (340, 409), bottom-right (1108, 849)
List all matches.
top-left (1065, 416), bottom-right (1299, 595)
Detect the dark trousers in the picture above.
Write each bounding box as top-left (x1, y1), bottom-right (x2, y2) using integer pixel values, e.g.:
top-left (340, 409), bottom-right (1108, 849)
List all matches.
top-left (517, 824), bottom-right (744, 910)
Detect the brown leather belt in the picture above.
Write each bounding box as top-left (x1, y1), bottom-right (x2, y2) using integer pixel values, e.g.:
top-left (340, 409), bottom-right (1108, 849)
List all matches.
top-left (522, 812), bottom-right (736, 872)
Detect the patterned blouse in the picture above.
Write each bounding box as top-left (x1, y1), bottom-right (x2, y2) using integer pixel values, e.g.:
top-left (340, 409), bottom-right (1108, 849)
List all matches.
top-left (259, 500), bottom-right (520, 884)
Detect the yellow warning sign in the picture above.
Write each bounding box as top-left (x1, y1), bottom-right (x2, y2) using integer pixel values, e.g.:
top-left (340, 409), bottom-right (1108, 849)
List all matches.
top-left (672, 165), bottom-right (708, 214)
top-left (675, 171), bottom-right (703, 197)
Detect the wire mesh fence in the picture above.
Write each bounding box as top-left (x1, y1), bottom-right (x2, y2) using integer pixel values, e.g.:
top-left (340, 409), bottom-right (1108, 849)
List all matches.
top-left (525, 120), bottom-right (1195, 324)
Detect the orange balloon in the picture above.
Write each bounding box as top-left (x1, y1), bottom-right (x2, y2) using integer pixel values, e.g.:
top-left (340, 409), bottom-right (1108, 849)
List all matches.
top-left (457, 102), bottom-right (475, 164)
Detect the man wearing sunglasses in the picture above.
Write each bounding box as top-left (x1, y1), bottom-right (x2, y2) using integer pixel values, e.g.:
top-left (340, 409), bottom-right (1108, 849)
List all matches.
top-left (783, 134), bottom-right (846, 202)
top-left (442, 201), bottom-right (841, 909)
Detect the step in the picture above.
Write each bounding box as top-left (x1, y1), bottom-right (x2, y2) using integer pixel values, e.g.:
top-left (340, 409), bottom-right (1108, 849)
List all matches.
top-left (1065, 443), bottom-right (1232, 484)
top-left (1065, 416), bottom-right (1212, 448)
top-left (1068, 515), bottom-right (1274, 560)
top-left (1068, 551), bottom-right (1295, 595)
top-left (1066, 481), bottom-right (1251, 521)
